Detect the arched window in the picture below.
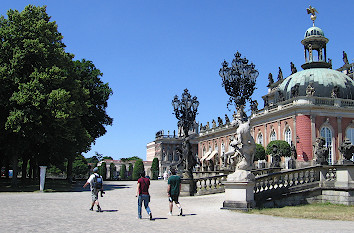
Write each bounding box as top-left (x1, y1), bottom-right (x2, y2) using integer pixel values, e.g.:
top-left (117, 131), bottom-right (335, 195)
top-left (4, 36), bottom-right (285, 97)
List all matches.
top-left (320, 127), bottom-right (333, 165)
top-left (257, 133), bottom-right (263, 145)
top-left (345, 127), bottom-right (354, 161)
top-left (270, 130), bottom-right (276, 141)
top-left (284, 128), bottom-right (292, 145)
top-left (346, 127), bottom-right (354, 143)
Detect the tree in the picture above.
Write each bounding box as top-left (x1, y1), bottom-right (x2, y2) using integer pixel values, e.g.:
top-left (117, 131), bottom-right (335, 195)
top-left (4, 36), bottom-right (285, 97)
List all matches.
top-left (99, 162), bottom-right (107, 180)
top-left (72, 154), bottom-right (88, 178)
top-left (86, 156), bottom-right (99, 164)
top-left (109, 162), bottom-right (116, 180)
top-left (103, 156), bottom-right (113, 160)
top-left (132, 159), bottom-right (144, 181)
top-left (266, 140), bottom-right (291, 158)
top-left (254, 144), bottom-right (266, 161)
top-left (151, 157), bottom-right (159, 180)
top-left (0, 5), bottom-right (112, 186)
top-left (121, 156), bottom-right (142, 162)
top-left (127, 163), bottom-right (133, 180)
top-left (120, 164), bottom-right (126, 180)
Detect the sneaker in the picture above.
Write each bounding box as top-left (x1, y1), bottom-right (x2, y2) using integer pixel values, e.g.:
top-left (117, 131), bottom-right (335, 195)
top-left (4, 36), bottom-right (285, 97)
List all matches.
top-left (89, 207), bottom-right (93, 211)
top-left (168, 212), bottom-right (172, 216)
top-left (179, 208), bottom-right (183, 216)
top-left (96, 207), bottom-right (103, 212)
top-left (137, 216), bottom-right (142, 219)
top-left (149, 212), bottom-right (153, 220)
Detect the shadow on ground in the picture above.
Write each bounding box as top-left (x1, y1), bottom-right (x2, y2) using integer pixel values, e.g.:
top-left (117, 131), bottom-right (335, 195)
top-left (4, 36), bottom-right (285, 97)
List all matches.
top-left (0, 179), bottom-right (132, 193)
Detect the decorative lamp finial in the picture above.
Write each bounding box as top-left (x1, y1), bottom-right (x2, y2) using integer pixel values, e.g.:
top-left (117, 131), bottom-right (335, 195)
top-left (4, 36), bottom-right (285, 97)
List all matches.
top-left (306, 5), bottom-right (318, 27)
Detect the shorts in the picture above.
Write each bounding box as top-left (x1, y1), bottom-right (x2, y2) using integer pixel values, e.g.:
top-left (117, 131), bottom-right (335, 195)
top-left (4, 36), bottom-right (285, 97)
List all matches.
top-left (169, 195), bottom-right (179, 204)
top-left (91, 189), bottom-right (99, 202)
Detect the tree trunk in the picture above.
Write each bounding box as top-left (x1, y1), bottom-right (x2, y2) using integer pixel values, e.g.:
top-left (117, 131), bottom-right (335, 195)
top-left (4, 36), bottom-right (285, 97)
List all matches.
top-left (5, 159), bottom-right (9, 179)
top-left (28, 158), bottom-right (34, 180)
top-left (11, 154), bottom-right (18, 188)
top-left (21, 155), bottom-right (29, 180)
top-left (66, 157), bottom-right (73, 183)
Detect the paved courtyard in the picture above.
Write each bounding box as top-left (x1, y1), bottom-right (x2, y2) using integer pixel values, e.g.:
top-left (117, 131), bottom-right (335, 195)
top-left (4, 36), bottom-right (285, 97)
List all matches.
top-left (0, 180), bottom-right (352, 233)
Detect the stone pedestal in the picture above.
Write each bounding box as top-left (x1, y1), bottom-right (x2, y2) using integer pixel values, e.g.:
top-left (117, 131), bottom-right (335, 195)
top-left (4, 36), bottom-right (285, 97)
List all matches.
top-left (222, 181), bottom-right (255, 210)
top-left (180, 178), bottom-right (195, 196)
top-left (39, 166), bottom-right (47, 192)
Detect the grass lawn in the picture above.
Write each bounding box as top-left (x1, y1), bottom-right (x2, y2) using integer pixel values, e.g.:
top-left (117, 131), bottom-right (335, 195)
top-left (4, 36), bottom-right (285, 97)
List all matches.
top-left (248, 203), bottom-right (354, 221)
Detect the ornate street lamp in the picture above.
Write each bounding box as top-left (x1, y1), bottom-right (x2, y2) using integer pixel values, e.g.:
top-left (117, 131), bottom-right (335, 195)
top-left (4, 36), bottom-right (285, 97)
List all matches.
top-left (172, 89), bottom-right (199, 194)
top-left (172, 89), bottom-right (199, 138)
top-left (219, 51), bottom-right (259, 119)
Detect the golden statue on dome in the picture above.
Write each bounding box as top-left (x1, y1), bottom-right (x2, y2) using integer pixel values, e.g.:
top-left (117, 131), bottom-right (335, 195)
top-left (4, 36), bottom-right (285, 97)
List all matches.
top-left (307, 5), bottom-right (318, 26)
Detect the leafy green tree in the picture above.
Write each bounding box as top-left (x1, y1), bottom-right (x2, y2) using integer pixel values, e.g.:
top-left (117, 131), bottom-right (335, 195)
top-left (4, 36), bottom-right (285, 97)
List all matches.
top-left (120, 164), bottom-right (126, 180)
top-left (86, 156), bottom-right (99, 164)
top-left (132, 160), bottom-right (144, 181)
top-left (109, 162), bottom-right (116, 180)
top-left (266, 140), bottom-right (291, 158)
top-left (99, 162), bottom-right (107, 180)
top-left (103, 156), bottom-right (113, 160)
top-left (254, 144), bottom-right (266, 161)
top-left (151, 157), bottom-right (159, 180)
top-left (0, 5), bottom-right (112, 186)
top-left (72, 154), bottom-right (88, 178)
top-left (121, 156), bottom-right (142, 162)
top-left (127, 163), bottom-right (133, 180)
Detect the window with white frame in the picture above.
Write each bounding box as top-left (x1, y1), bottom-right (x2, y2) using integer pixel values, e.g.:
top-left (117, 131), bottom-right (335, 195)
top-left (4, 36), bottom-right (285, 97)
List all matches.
top-left (257, 133), bottom-right (263, 145)
top-left (270, 130), bottom-right (276, 141)
top-left (320, 127), bottom-right (333, 165)
top-left (284, 127), bottom-right (292, 145)
top-left (345, 127), bottom-right (354, 161)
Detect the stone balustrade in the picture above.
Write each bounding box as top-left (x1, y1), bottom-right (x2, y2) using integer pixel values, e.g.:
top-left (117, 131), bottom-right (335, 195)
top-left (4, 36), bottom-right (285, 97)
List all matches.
top-left (194, 174), bottom-right (228, 195)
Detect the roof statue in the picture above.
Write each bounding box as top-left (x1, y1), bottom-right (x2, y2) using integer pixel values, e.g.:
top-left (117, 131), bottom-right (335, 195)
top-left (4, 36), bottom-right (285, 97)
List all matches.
top-left (307, 5), bottom-right (318, 26)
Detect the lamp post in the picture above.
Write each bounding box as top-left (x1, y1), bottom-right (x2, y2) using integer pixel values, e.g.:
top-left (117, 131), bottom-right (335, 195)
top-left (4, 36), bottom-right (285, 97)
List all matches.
top-left (172, 89), bottom-right (199, 194)
top-left (219, 51), bottom-right (259, 118)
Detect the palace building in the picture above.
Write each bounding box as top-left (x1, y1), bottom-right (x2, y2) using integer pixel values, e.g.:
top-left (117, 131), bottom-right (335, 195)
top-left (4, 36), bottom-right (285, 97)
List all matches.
top-left (147, 9), bottom-right (354, 172)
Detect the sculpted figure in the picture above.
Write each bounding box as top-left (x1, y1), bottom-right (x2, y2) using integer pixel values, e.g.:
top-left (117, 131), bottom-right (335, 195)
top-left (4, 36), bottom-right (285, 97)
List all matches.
top-left (291, 84), bottom-right (300, 98)
top-left (313, 137), bottom-right (329, 165)
top-left (230, 118), bottom-right (255, 170)
top-left (343, 51), bottom-right (349, 64)
top-left (277, 90), bottom-right (285, 102)
top-left (267, 73), bottom-right (274, 86)
top-left (225, 114), bottom-right (230, 125)
top-left (250, 100), bottom-right (258, 113)
top-left (306, 82), bottom-right (315, 96)
top-left (206, 122), bottom-right (210, 130)
top-left (290, 62), bottom-right (297, 74)
top-left (331, 86), bottom-right (340, 98)
top-left (339, 138), bottom-right (354, 162)
top-left (270, 144), bottom-right (281, 168)
top-left (217, 117), bottom-right (223, 127)
top-left (277, 67), bottom-right (283, 81)
top-left (212, 119), bottom-right (216, 128)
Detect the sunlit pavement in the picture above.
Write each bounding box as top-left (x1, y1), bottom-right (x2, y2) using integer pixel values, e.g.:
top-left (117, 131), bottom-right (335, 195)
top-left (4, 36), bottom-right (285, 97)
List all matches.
top-left (0, 180), bottom-right (352, 233)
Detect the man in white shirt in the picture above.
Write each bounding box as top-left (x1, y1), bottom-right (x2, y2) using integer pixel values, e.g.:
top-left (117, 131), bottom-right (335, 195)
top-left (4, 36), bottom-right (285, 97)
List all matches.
top-left (83, 167), bottom-right (103, 212)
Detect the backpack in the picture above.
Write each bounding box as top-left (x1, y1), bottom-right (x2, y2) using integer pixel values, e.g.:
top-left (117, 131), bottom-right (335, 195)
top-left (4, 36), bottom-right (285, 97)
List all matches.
top-left (93, 174), bottom-right (103, 190)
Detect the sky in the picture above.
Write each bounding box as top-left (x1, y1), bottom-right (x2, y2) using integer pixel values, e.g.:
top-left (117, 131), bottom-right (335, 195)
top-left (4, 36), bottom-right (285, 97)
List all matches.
top-left (2, 0), bottom-right (353, 160)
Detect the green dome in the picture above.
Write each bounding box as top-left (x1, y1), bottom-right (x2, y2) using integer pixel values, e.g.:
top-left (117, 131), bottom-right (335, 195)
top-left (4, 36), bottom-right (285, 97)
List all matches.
top-left (304, 26), bottom-right (325, 38)
top-left (278, 68), bottom-right (354, 100)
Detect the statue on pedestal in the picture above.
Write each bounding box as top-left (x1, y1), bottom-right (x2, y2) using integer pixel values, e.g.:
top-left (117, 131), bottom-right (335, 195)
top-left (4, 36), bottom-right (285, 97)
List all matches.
top-left (313, 137), bottom-right (329, 165)
top-left (339, 138), bottom-right (354, 164)
top-left (270, 144), bottom-right (281, 168)
top-left (227, 112), bottom-right (256, 181)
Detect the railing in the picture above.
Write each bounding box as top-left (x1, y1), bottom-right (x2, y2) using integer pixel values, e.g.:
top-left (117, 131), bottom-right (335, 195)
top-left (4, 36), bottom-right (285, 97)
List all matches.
top-left (253, 165), bottom-right (342, 204)
top-left (195, 174), bottom-right (228, 195)
top-left (251, 167), bottom-right (282, 177)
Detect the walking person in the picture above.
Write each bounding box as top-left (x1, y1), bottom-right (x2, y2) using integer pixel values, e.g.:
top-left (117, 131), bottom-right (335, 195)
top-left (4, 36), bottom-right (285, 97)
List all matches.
top-left (83, 167), bottom-right (103, 212)
top-left (136, 171), bottom-right (153, 220)
top-left (167, 168), bottom-right (182, 216)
